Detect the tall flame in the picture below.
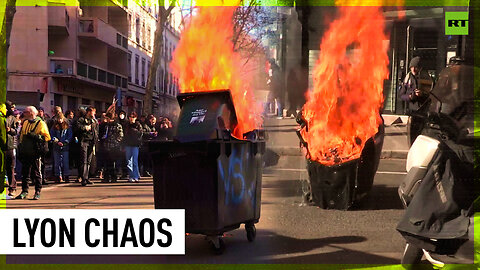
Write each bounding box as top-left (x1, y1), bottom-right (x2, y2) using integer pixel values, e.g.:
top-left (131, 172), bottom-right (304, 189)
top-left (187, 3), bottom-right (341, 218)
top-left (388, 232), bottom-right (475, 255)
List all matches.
top-left (170, 6), bottom-right (262, 138)
top-left (301, 6), bottom-right (389, 165)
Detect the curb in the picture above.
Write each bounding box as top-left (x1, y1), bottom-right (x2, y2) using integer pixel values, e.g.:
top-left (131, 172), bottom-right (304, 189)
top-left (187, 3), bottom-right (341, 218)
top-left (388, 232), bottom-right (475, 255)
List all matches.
top-left (267, 146), bottom-right (408, 159)
top-left (379, 150), bottom-right (408, 159)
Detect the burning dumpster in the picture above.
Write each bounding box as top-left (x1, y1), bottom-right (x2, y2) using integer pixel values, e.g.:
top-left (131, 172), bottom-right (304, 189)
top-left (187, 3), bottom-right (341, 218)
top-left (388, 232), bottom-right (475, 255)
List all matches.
top-left (296, 6), bottom-right (389, 210)
top-left (149, 90), bottom-right (265, 254)
top-left (298, 117), bottom-right (384, 209)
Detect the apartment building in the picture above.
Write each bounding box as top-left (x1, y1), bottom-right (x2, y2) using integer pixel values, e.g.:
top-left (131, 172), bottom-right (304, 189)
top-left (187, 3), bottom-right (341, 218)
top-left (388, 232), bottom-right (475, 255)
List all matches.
top-left (7, 0), bottom-right (181, 119)
top-left (126, 0), bottom-right (182, 118)
top-left (7, 0), bottom-right (129, 114)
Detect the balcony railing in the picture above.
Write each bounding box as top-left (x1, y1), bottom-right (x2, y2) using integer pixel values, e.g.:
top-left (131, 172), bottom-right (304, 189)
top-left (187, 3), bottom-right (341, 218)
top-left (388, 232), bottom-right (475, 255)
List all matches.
top-left (49, 57), bottom-right (127, 89)
top-left (77, 61), bottom-right (128, 89)
top-left (49, 58), bottom-right (74, 75)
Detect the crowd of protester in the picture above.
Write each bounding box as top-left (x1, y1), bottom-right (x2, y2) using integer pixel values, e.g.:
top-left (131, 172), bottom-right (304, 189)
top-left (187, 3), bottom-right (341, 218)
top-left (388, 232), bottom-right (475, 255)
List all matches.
top-left (4, 101), bottom-right (174, 200)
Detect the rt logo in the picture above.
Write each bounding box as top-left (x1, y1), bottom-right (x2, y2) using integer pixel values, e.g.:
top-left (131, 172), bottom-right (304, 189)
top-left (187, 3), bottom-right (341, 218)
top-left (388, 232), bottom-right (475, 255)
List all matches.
top-left (445, 12), bottom-right (469, 35)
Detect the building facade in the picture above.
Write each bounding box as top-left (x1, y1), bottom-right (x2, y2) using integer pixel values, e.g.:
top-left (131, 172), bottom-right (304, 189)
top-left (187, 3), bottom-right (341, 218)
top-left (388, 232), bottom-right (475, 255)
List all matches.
top-left (7, 0), bottom-right (182, 119)
top-left (125, 0), bottom-right (182, 118)
top-left (7, 0), bottom-right (129, 115)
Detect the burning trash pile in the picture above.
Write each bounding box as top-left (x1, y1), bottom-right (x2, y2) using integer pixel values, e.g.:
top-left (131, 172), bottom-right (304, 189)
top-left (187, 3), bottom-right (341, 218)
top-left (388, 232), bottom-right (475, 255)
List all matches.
top-left (297, 6), bottom-right (389, 209)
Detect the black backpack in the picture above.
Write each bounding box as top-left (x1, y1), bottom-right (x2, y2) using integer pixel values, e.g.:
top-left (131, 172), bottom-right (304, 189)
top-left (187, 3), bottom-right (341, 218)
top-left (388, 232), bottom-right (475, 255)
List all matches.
top-left (18, 120), bottom-right (49, 160)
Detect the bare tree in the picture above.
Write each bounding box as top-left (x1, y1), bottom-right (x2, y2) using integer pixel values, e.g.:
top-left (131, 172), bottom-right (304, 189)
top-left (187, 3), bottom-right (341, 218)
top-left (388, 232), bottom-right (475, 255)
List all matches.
top-left (1, 0), bottom-right (17, 194)
top-left (143, 0), bottom-right (175, 116)
top-left (1, 0), bottom-right (16, 106)
top-left (232, 0), bottom-right (272, 66)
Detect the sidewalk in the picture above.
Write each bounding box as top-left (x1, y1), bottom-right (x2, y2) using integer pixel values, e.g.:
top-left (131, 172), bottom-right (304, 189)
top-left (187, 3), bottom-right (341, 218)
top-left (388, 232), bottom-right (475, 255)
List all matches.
top-left (264, 115), bottom-right (409, 159)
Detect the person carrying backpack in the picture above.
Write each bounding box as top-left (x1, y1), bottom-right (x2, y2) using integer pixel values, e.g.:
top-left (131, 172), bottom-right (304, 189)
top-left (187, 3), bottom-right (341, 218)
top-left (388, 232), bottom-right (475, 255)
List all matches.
top-left (99, 112), bottom-right (123, 183)
top-left (15, 106), bottom-right (51, 200)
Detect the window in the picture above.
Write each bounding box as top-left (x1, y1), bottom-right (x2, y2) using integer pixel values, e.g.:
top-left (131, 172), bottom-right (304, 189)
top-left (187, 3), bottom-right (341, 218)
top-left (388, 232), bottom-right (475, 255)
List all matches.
top-left (164, 38), bottom-right (167, 59)
top-left (169, 42), bottom-right (173, 61)
top-left (127, 53), bottom-right (132, 82)
top-left (128, 13), bottom-right (132, 38)
top-left (88, 66), bottom-right (97, 81)
top-left (141, 58), bottom-right (146, 87)
top-left (54, 94), bottom-right (62, 107)
top-left (166, 71), bottom-right (170, 94)
top-left (142, 23), bottom-right (146, 47)
top-left (135, 17), bottom-right (140, 44)
top-left (77, 62), bottom-right (87, 77)
top-left (161, 39), bottom-right (164, 59)
top-left (94, 101), bottom-right (102, 112)
top-left (147, 27), bottom-right (151, 51)
top-left (147, 61), bottom-right (150, 85)
top-left (160, 68), bottom-right (165, 92)
top-left (135, 54), bottom-right (139, 85)
top-left (98, 69), bottom-right (107, 83)
top-left (175, 78), bottom-right (179, 96)
top-left (168, 72), bottom-right (172, 95)
top-left (154, 69), bottom-right (158, 91)
top-left (67, 96), bottom-right (77, 111)
top-left (107, 72), bottom-right (115, 85)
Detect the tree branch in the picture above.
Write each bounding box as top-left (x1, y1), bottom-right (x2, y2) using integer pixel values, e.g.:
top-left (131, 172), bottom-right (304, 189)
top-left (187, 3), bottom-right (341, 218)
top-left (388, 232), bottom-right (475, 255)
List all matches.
top-left (143, 0), bottom-right (176, 116)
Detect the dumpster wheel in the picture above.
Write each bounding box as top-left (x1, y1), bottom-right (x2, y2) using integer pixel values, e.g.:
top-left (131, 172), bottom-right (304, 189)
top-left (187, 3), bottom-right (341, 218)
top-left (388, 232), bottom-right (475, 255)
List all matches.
top-left (245, 224), bottom-right (256, 242)
top-left (207, 236), bottom-right (225, 255)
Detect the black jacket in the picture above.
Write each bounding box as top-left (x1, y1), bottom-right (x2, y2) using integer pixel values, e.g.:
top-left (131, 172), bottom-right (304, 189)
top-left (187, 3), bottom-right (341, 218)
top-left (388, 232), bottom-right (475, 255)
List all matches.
top-left (99, 121), bottom-right (123, 151)
top-left (76, 116), bottom-right (99, 143)
top-left (397, 139), bottom-right (475, 250)
top-left (6, 115), bottom-right (18, 150)
top-left (142, 123), bottom-right (157, 141)
top-left (124, 121), bottom-right (143, 147)
top-left (399, 71), bottom-right (432, 111)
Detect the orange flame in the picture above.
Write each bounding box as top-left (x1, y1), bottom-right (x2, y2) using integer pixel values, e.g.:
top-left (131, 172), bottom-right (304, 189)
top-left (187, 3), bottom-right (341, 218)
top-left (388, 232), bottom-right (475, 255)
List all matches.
top-left (301, 6), bottom-right (389, 165)
top-left (170, 7), bottom-right (262, 138)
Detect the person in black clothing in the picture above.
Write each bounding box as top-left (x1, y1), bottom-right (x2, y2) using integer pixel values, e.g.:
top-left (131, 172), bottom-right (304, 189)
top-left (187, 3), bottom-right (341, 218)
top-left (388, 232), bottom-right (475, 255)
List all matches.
top-left (65, 110), bottom-right (75, 125)
top-left (98, 112), bottom-right (123, 183)
top-left (76, 106), bottom-right (98, 186)
top-left (16, 106), bottom-right (51, 200)
top-left (156, 117), bottom-right (173, 140)
top-left (47, 106), bottom-right (63, 129)
top-left (116, 110), bottom-right (128, 179)
top-left (399, 56), bottom-right (432, 111)
top-left (140, 114), bottom-right (157, 177)
top-left (35, 106), bottom-right (50, 185)
top-left (70, 108), bottom-right (86, 182)
top-left (124, 112), bottom-right (143, 182)
top-left (5, 101), bottom-right (19, 196)
top-left (399, 56), bottom-right (433, 145)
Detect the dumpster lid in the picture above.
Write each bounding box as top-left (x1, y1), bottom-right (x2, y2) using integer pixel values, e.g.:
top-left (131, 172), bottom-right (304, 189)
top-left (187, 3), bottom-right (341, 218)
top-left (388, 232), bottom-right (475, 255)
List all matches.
top-left (174, 90), bottom-right (239, 143)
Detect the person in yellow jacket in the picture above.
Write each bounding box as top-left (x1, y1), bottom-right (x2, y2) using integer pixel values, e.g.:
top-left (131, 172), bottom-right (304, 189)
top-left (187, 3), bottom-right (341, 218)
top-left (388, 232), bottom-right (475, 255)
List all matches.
top-left (16, 106), bottom-right (51, 200)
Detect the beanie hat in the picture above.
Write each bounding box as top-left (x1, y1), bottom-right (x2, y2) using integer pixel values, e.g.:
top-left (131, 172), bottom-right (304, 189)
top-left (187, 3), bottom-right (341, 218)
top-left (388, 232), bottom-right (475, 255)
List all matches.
top-left (409, 56), bottom-right (421, 68)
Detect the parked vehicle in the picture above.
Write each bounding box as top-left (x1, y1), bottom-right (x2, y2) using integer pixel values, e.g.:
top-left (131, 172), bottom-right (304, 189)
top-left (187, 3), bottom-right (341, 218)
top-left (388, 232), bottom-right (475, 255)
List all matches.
top-left (397, 63), bottom-right (478, 268)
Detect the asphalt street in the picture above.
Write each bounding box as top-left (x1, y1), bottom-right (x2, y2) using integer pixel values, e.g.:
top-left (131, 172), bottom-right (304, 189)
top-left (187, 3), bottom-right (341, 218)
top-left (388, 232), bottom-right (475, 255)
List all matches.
top-left (7, 158), bottom-right (408, 264)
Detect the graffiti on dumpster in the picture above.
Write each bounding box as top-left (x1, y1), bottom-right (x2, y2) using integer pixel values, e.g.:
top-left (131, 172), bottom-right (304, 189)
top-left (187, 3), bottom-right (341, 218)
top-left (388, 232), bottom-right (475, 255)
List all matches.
top-left (218, 147), bottom-right (256, 206)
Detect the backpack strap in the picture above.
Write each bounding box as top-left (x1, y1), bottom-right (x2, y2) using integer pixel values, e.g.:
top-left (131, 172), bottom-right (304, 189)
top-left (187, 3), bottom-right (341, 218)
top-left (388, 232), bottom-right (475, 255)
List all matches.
top-left (31, 120), bottom-right (42, 134)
